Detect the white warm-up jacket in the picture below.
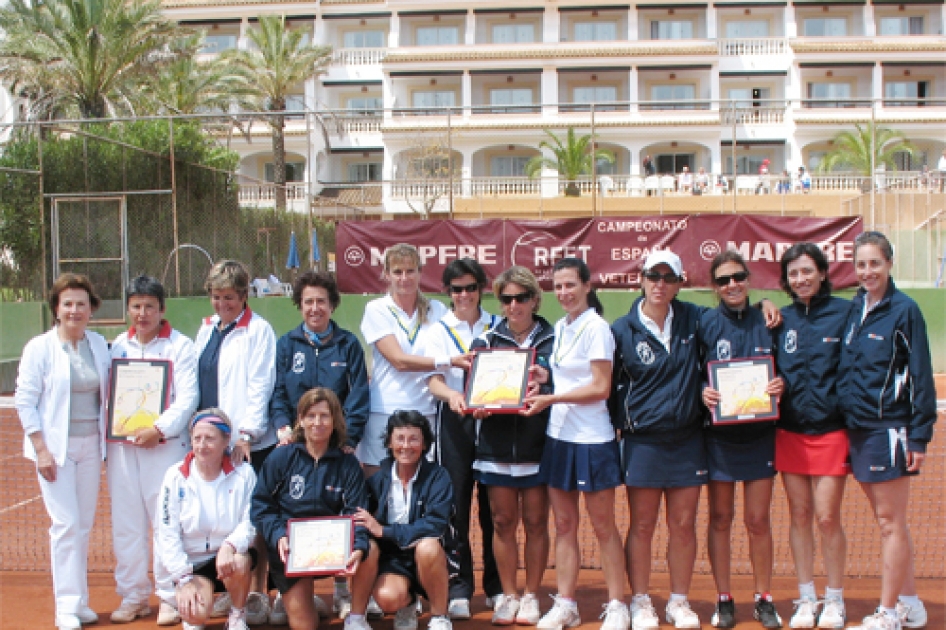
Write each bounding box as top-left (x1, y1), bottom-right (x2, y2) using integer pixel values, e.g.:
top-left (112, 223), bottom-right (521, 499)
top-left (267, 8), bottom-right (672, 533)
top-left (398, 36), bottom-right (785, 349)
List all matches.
top-left (110, 321), bottom-right (199, 440)
top-left (156, 453), bottom-right (257, 583)
top-left (194, 309), bottom-right (276, 450)
top-left (15, 327), bottom-right (111, 466)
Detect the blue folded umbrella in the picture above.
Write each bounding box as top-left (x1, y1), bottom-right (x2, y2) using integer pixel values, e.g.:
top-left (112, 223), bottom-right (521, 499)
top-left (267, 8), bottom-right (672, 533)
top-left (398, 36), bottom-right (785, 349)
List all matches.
top-left (286, 231), bottom-right (301, 270)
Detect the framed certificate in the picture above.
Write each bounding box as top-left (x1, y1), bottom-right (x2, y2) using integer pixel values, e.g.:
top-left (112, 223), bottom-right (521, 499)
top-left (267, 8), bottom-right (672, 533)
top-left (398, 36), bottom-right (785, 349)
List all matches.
top-left (464, 348), bottom-right (534, 412)
top-left (286, 516), bottom-right (354, 577)
top-left (707, 357), bottom-right (779, 424)
top-left (107, 358), bottom-right (172, 442)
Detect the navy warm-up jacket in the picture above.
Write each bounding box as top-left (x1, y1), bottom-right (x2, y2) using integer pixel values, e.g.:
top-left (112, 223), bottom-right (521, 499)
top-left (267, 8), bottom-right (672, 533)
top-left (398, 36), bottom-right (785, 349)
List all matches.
top-left (838, 280), bottom-right (937, 452)
top-left (367, 456), bottom-right (455, 549)
top-left (776, 291), bottom-right (852, 435)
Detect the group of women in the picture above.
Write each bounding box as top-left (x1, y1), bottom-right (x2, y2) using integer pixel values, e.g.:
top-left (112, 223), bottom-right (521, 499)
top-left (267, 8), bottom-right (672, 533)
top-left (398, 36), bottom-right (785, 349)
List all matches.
top-left (15, 231), bottom-right (935, 630)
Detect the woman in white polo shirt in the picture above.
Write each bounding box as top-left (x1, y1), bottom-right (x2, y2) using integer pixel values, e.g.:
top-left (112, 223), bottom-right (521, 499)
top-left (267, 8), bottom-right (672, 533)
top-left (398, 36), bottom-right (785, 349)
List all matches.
top-left (523, 257), bottom-right (628, 630)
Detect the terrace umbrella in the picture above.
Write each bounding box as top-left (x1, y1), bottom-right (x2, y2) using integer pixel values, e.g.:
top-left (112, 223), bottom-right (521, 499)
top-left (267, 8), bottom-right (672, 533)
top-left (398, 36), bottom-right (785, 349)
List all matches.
top-left (286, 231), bottom-right (301, 272)
top-left (311, 228), bottom-right (321, 269)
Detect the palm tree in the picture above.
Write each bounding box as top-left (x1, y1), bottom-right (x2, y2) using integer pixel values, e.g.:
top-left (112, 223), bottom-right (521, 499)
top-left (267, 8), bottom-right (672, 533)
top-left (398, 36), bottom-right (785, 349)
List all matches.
top-left (525, 128), bottom-right (614, 196)
top-left (0, 0), bottom-right (181, 120)
top-left (224, 15), bottom-right (332, 214)
top-left (818, 123), bottom-right (916, 176)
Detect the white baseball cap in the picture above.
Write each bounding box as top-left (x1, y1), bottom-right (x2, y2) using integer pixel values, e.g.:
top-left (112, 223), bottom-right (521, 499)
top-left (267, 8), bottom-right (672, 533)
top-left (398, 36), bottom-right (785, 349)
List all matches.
top-left (642, 250), bottom-right (684, 278)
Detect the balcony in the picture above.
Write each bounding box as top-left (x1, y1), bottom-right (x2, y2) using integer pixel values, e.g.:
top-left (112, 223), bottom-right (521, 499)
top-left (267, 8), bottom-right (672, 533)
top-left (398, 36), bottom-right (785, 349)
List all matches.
top-left (326, 114), bottom-right (382, 134)
top-left (721, 107), bottom-right (785, 125)
top-left (331, 48), bottom-right (387, 66)
top-left (238, 183), bottom-right (309, 208)
top-left (718, 38), bottom-right (789, 57)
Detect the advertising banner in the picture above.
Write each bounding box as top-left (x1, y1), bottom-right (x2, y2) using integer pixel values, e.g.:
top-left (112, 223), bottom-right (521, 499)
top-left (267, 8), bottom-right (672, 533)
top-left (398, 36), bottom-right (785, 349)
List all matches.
top-left (336, 216), bottom-right (862, 293)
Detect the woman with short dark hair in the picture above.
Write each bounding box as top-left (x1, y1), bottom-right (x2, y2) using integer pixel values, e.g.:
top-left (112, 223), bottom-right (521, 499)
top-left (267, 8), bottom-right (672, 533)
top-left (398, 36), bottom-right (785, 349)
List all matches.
top-left (16, 273), bottom-right (111, 630)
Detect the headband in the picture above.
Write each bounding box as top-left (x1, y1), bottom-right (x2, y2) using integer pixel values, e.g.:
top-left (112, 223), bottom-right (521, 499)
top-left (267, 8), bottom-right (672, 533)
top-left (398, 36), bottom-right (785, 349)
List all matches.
top-left (190, 412), bottom-right (232, 435)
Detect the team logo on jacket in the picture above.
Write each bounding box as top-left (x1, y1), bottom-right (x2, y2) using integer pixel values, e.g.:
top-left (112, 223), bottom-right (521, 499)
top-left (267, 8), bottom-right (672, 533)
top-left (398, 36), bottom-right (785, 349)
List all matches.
top-left (784, 330), bottom-right (797, 354)
top-left (290, 474), bottom-right (305, 499)
top-left (717, 339), bottom-right (731, 361)
top-left (292, 352), bottom-right (306, 373)
top-left (636, 341), bottom-right (655, 365)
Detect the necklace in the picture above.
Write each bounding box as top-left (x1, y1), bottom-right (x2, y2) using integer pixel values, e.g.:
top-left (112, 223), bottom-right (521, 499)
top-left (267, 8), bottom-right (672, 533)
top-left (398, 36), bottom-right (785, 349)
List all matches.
top-left (509, 322), bottom-right (535, 341)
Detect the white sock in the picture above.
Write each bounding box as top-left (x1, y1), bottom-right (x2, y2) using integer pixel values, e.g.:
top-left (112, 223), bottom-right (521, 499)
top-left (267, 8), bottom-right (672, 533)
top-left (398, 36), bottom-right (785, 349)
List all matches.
top-left (669, 594), bottom-right (687, 604)
top-left (881, 607), bottom-right (899, 620)
top-left (898, 595), bottom-right (920, 607)
top-left (799, 582), bottom-right (816, 600)
top-left (348, 614), bottom-right (365, 622)
top-left (825, 587), bottom-right (844, 601)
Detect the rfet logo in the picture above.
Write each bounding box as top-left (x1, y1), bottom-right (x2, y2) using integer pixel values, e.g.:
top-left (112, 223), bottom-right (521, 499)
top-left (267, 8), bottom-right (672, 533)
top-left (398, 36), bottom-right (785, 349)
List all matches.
top-left (510, 231), bottom-right (591, 267)
top-left (700, 240), bottom-right (722, 261)
top-left (345, 246), bottom-right (366, 267)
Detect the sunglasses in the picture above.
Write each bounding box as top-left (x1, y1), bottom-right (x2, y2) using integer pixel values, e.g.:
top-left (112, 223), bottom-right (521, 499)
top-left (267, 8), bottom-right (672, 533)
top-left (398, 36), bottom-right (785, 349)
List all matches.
top-left (449, 282), bottom-right (480, 294)
top-left (713, 271), bottom-right (749, 286)
top-left (499, 292), bottom-right (533, 305)
top-left (642, 271), bottom-right (681, 284)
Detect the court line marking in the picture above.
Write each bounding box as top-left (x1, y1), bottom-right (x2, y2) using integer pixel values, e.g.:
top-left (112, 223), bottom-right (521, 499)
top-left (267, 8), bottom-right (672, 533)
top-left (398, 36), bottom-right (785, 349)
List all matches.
top-left (0, 495), bottom-right (41, 515)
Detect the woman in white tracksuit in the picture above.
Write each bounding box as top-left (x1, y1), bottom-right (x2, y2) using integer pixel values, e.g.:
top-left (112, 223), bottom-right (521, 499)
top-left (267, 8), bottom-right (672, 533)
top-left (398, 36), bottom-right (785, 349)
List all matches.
top-left (107, 276), bottom-right (199, 625)
top-left (15, 273), bottom-right (111, 630)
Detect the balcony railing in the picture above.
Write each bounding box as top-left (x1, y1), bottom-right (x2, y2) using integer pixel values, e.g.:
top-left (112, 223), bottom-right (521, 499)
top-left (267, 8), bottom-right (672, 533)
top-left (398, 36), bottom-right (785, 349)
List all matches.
top-left (639, 101), bottom-right (712, 111)
top-left (801, 99), bottom-right (872, 109)
top-left (718, 38), bottom-right (789, 56)
top-left (471, 177), bottom-right (540, 196)
top-left (721, 107), bottom-right (786, 125)
top-left (331, 48), bottom-right (387, 65)
top-left (328, 114), bottom-right (382, 134)
top-left (238, 183), bottom-right (309, 204)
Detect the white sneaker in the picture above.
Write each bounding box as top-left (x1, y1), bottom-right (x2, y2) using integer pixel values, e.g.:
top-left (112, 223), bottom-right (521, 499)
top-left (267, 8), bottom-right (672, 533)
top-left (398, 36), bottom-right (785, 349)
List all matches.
top-left (336, 591), bottom-right (353, 619)
top-left (517, 593), bottom-right (542, 626)
top-left (536, 595), bottom-right (581, 630)
top-left (212, 593), bottom-right (233, 618)
top-left (77, 605), bottom-right (99, 625)
top-left (245, 592), bottom-right (270, 626)
top-left (56, 613), bottom-right (81, 630)
top-left (599, 600), bottom-right (631, 630)
top-left (858, 610), bottom-right (902, 630)
top-left (818, 596), bottom-right (846, 629)
top-left (110, 600), bottom-right (151, 624)
top-left (486, 596), bottom-right (497, 610)
top-left (896, 601), bottom-right (927, 629)
top-left (429, 616), bottom-right (454, 630)
top-left (395, 602), bottom-right (419, 630)
top-left (269, 593), bottom-right (288, 626)
top-left (367, 597), bottom-right (384, 620)
top-left (630, 595), bottom-right (660, 630)
top-left (493, 595), bottom-right (520, 626)
top-left (449, 599), bottom-right (472, 620)
top-left (665, 599), bottom-right (700, 629)
top-left (790, 597), bottom-right (820, 629)
top-left (183, 622), bottom-right (205, 630)
top-left (157, 601), bottom-right (182, 626)
top-left (346, 615), bottom-right (374, 630)
top-left (314, 595), bottom-right (330, 620)
top-left (227, 608), bottom-right (250, 630)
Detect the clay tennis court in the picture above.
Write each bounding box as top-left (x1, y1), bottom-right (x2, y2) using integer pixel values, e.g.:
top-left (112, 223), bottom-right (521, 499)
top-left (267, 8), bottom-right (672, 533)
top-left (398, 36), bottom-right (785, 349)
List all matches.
top-left (1, 401), bottom-right (942, 629)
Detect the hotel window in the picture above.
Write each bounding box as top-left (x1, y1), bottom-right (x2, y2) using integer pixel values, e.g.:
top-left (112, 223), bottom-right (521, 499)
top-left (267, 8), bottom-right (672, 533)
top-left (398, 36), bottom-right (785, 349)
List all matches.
top-left (651, 20), bottom-right (694, 40)
top-left (349, 163), bottom-right (382, 182)
top-left (649, 84), bottom-right (697, 109)
top-left (412, 90), bottom-right (456, 111)
top-left (343, 30), bottom-right (385, 48)
top-left (265, 162), bottom-right (305, 182)
top-left (492, 24), bottom-right (535, 44)
top-left (489, 88), bottom-right (535, 113)
top-left (347, 97), bottom-right (383, 114)
top-left (416, 26), bottom-right (459, 45)
top-left (490, 156), bottom-right (530, 177)
top-left (200, 34), bottom-right (237, 53)
top-left (885, 81), bottom-right (929, 106)
top-left (724, 20), bottom-right (769, 38)
top-left (572, 85), bottom-right (619, 110)
top-left (574, 22), bottom-right (617, 42)
top-left (803, 18), bottom-right (847, 36)
top-left (878, 17), bottom-right (924, 35)
top-left (806, 82), bottom-right (852, 107)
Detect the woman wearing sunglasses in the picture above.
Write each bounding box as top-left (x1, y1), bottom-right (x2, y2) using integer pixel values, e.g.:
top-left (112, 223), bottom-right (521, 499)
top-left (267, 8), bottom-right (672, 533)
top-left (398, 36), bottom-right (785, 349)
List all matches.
top-left (700, 250), bottom-right (784, 630)
top-left (465, 266), bottom-right (555, 626)
top-left (773, 243), bottom-right (852, 630)
top-left (610, 250), bottom-right (709, 630)
top-left (837, 232), bottom-right (935, 630)
top-left (425, 258), bottom-right (502, 618)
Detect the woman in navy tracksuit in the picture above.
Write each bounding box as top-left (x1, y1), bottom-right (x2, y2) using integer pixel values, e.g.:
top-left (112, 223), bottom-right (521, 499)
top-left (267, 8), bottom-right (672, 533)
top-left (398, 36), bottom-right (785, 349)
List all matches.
top-left (270, 271), bottom-right (369, 451)
top-left (837, 232), bottom-right (936, 630)
top-left (774, 243), bottom-right (852, 630)
top-left (252, 388), bottom-right (371, 630)
top-left (610, 250), bottom-right (708, 630)
top-left (700, 250), bottom-right (784, 630)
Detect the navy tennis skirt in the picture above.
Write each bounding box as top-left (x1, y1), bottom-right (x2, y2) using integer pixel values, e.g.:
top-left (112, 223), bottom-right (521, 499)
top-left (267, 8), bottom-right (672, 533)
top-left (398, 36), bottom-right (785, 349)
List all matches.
top-left (622, 429), bottom-right (708, 488)
top-left (848, 426), bottom-right (917, 483)
top-left (540, 436), bottom-right (622, 492)
top-left (705, 429), bottom-right (776, 482)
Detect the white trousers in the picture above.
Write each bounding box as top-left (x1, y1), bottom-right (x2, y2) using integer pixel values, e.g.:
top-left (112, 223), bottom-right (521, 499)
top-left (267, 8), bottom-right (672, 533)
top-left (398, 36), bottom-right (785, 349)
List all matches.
top-left (107, 437), bottom-right (189, 605)
top-left (37, 434), bottom-right (101, 616)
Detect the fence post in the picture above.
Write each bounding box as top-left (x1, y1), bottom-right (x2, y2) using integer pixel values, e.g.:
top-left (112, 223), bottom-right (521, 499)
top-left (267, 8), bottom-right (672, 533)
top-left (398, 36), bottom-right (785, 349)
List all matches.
top-left (169, 117), bottom-right (181, 295)
top-left (38, 122), bottom-right (47, 298)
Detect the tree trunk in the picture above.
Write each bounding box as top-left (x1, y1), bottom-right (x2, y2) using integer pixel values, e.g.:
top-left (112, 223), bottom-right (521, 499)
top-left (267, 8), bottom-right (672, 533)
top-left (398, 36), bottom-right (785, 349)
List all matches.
top-left (271, 109), bottom-right (287, 214)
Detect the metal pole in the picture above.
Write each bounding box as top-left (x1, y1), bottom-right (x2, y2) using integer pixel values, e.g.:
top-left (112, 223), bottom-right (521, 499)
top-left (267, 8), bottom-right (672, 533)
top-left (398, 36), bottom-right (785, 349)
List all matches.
top-left (448, 108), bottom-right (454, 218)
top-left (870, 99), bottom-right (876, 229)
top-left (168, 118), bottom-right (181, 295)
top-left (591, 103), bottom-right (596, 216)
top-left (306, 110), bottom-right (314, 270)
top-left (38, 123), bottom-right (47, 299)
top-left (731, 100), bottom-right (737, 213)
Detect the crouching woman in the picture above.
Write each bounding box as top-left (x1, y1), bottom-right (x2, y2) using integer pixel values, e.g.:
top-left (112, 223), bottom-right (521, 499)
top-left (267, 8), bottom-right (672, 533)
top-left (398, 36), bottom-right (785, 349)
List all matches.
top-left (348, 410), bottom-right (457, 630)
top-left (156, 409), bottom-right (257, 630)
